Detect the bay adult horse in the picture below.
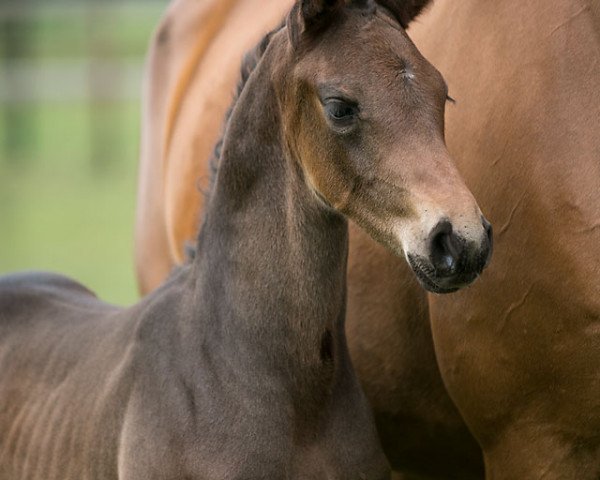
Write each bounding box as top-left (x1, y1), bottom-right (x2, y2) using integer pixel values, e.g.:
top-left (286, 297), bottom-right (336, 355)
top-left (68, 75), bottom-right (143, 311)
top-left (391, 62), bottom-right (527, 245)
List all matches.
top-left (410, 2), bottom-right (600, 478)
top-left (135, 0), bottom-right (600, 478)
top-left (0, 1), bottom-right (492, 479)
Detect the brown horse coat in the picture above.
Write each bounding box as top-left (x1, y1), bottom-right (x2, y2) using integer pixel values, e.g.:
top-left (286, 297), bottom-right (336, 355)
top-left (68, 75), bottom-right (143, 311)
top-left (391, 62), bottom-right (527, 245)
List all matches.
top-left (410, 1), bottom-right (600, 478)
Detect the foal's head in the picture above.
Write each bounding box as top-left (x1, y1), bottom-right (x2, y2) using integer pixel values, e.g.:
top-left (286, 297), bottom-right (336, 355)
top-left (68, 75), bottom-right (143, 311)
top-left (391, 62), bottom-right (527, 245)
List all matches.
top-left (264, 0), bottom-right (492, 293)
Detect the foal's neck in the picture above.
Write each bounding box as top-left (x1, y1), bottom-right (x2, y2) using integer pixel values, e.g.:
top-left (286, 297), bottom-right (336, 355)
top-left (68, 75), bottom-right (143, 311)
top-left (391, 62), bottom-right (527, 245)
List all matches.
top-left (190, 58), bottom-right (349, 389)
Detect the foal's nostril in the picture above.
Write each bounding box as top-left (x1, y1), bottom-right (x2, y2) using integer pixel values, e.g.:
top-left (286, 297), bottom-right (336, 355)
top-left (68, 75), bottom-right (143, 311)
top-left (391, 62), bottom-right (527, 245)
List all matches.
top-left (429, 220), bottom-right (463, 275)
top-left (482, 217), bottom-right (493, 244)
top-left (482, 216), bottom-right (494, 267)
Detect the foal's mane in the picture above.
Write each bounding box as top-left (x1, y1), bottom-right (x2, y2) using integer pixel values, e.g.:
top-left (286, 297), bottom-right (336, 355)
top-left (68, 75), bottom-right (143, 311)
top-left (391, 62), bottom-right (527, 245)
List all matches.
top-left (185, 26), bottom-right (280, 261)
top-left (206, 27), bottom-right (281, 195)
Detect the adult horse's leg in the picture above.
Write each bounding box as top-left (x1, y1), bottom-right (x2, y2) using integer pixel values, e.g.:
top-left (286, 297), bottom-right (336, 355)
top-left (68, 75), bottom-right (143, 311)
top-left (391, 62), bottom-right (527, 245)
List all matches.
top-left (409, 0), bottom-right (600, 477)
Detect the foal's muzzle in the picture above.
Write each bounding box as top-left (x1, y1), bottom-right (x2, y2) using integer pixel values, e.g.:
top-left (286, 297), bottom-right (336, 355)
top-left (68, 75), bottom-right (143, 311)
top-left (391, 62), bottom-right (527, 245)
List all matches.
top-left (409, 217), bottom-right (493, 294)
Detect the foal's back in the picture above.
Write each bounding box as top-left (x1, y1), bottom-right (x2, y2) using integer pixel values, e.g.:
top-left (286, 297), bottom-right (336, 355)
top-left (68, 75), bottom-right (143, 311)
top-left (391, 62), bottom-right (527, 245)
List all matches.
top-left (0, 272), bottom-right (136, 480)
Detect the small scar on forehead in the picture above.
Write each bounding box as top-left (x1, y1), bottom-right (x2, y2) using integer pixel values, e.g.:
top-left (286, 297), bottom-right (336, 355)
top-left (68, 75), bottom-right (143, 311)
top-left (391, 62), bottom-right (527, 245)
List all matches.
top-left (396, 57), bottom-right (415, 80)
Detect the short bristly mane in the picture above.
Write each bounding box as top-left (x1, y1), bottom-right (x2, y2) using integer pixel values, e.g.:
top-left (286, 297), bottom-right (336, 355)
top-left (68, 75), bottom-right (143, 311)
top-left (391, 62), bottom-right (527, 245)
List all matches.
top-left (207, 27), bottom-right (281, 196)
top-left (182, 26), bottom-right (281, 262)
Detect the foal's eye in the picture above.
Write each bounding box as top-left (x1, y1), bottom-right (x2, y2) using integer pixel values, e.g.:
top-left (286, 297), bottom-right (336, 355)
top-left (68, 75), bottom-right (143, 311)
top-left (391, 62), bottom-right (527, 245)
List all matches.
top-left (323, 99), bottom-right (359, 128)
top-left (325, 100), bottom-right (357, 120)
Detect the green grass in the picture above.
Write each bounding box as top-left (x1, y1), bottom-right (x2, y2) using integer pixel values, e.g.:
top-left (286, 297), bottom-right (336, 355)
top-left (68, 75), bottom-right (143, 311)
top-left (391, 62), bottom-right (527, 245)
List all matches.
top-left (2, 3), bottom-right (165, 60)
top-left (0, 3), bottom-right (166, 305)
top-left (0, 101), bottom-right (142, 306)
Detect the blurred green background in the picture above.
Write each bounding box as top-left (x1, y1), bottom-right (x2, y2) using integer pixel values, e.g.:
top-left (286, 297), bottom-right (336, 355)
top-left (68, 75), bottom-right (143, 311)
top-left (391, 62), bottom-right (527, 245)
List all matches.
top-left (0, 1), bottom-right (166, 305)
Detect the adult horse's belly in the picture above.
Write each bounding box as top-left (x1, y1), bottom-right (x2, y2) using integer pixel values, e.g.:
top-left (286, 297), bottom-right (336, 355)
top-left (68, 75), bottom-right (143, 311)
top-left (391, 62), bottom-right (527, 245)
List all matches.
top-left (409, 1), bottom-right (600, 477)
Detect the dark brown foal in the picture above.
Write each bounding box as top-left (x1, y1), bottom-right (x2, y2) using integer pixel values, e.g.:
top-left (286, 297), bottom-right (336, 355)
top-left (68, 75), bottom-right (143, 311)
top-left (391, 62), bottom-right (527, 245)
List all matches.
top-left (0, 1), bottom-right (491, 479)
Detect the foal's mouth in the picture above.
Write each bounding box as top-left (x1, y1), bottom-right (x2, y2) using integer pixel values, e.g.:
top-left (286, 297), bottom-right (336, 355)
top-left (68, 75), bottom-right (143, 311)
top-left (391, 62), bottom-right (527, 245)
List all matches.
top-left (407, 255), bottom-right (477, 295)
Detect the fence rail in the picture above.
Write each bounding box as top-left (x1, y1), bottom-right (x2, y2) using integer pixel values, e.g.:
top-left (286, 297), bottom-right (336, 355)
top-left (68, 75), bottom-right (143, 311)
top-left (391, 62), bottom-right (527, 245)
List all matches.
top-left (0, 1), bottom-right (165, 167)
top-left (1, 59), bottom-right (145, 103)
top-left (0, 1), bottom-right (167, 304)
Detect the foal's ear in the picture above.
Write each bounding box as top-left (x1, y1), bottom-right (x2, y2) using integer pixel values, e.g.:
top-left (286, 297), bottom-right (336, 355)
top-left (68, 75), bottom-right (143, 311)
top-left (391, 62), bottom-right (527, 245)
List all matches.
top-left (376, 0), bottom-right (432, 28)
top-left (288, 0), bottom-right (345, 48)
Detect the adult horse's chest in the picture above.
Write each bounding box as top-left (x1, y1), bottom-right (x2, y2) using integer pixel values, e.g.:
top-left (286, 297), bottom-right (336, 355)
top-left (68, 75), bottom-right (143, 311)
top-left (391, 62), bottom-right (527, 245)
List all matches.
top-left (408, 0), bottom-right (600, 477)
